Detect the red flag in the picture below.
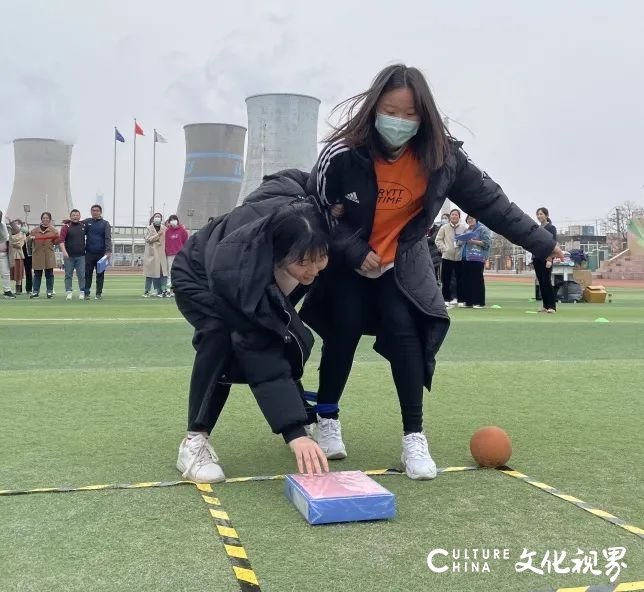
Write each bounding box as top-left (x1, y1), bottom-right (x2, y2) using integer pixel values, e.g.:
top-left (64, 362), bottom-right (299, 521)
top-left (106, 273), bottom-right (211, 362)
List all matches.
top-left (134, 122), bottom-right (145, 136)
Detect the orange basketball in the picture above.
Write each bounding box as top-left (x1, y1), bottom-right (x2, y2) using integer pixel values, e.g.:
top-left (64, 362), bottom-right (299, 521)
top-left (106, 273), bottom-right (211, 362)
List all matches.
top-left (470, 426), bottom-right (512, 468)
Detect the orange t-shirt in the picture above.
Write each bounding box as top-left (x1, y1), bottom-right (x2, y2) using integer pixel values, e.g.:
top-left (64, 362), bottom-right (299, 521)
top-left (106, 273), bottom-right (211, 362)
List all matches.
top-left (370, 150), bottom-right (428, 265)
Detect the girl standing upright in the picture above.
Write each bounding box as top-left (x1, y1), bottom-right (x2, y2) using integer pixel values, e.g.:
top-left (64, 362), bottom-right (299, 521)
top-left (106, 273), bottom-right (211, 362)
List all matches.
top-left (533, 207), bottom-right (558, 313)
top-left (164, 214), bottom-right (189, 294)
top-left (142, 213), bottom-right (168, 297)
top-left (458, 215), bottom-right (492, 308)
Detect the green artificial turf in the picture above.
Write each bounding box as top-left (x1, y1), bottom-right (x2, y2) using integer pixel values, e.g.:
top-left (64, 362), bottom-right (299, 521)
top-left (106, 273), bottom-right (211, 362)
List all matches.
top-left (1, 276), bottom-right (642, 591)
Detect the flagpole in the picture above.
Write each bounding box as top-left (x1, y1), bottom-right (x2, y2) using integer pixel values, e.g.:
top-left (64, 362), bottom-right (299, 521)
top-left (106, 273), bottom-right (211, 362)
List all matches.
top-left (152, 130), bottom-right (156, 214)
top-left (131, 118), bottom-right (137, 265)
top-left (112, 128), bottom-right (117, 226)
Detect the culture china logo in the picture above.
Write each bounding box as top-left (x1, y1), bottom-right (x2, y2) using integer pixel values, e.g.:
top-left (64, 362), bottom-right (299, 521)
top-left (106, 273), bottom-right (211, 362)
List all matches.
top-left (427, 547), bottom-right (627, 582)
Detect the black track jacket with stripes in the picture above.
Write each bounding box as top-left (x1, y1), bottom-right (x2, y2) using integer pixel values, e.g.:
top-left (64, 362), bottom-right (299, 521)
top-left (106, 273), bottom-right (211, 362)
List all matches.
top-left (300, 138), bottom-right (556, 390)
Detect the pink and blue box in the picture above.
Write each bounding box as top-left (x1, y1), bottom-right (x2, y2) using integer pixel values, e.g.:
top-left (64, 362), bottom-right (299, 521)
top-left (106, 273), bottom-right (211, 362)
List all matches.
top-left (284, 470), bottom-right (396, 525)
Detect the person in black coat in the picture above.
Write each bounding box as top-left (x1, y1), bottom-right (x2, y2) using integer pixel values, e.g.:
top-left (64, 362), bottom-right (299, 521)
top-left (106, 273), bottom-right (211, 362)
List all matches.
top-left (533, 207), bottom-right (558, 313)
top-left (172, 186), bottom-right (330, 483)
top-left (299, 63), bottom-right (565, 480)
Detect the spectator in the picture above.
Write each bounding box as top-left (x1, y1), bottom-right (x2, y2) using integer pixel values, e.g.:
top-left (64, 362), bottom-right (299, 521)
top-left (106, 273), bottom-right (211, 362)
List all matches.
top-left (59, 209), bottom-right (86, 300)
top-left (21, 222), bottom-right (33, 294)
top-left (8, 219), bottom-right (26, 295)
top-left (84, 204), bottom-right (112, 300)
top-left (458, 215), bottom-right (492, 308)
top-left (29, 212), bottom-right (59, 299)
top-left (533, 207), bottom-right (558, 313)
top-left (435, 208), bottom-right (467, 305)
top-left (0, 210), bottom-right (16, 298)
top-left (142, 212), bottom-right (168, 297)
top-left (164, 214), bottom-right (189, 294)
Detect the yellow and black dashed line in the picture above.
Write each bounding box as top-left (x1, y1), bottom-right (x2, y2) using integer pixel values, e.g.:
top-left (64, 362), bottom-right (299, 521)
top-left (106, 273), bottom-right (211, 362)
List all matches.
top-left (532, 580), bottom-right (644, 592)
top-left (0, 480), bottom-right (192, 497)
top-left (196, 483), bottom-right (261, 592)
top-left (500, 468), bottom-right (644, 540)
top-left (0, 466), bottom-right (481, 496)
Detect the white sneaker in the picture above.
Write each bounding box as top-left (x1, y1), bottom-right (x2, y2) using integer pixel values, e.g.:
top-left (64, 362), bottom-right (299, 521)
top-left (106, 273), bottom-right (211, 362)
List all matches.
top-left (66, 292), bottom-right (73, 300)
top-left (304, 423), bottom-right (317, 439)
top-left (314, 416), bottom-right (347, 459)
top-left (78, 292), bottom-right (85, 300)
top-left (401, 433), bottom-right (437, 480)
top-left (449, 298), bottom-right (458, 305)
top-left (457, 302), bottom-right (466, 308)
top-left (176, 434), bottom-right (225, 483)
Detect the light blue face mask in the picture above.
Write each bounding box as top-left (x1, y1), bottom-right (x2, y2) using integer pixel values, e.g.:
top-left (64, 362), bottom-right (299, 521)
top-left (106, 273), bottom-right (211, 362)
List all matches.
top-left (375, 113), bottom-right (420, 148)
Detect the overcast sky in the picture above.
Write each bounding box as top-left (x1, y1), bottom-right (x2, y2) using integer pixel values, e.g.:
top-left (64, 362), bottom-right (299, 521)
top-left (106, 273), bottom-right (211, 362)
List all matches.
top-left (1, 0), bottom-right (643, 228)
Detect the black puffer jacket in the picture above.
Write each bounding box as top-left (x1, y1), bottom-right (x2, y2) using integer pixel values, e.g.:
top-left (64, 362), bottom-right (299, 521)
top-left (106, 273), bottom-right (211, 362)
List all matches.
top-left (300, 139), bottom-right (557, 390)
top-left (172, 171), bottom-right (324, 442)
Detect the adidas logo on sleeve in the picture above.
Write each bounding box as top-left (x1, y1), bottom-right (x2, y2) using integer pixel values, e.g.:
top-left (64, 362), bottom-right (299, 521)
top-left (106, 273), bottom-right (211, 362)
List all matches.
top-left (344, 191), bottom-right (359, 203)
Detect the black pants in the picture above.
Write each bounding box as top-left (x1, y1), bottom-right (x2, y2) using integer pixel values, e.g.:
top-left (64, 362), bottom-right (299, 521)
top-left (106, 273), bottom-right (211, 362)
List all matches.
top-left (317, 270), bottom-right (425, 433)
top-left (440, 259), bottom-right (463, 302)
top-left (461, 260), bottom-right (486, 306)
top-left (187, 328), bottom-right (233, 433)
top-left (85, 252), bottom-right (105, 295)
top-left (178, 294), bottom-right (315, 434)
top-left (534, 259), bottom-right (556, 310)
top-left (24, 255), bottom-right (33, 292)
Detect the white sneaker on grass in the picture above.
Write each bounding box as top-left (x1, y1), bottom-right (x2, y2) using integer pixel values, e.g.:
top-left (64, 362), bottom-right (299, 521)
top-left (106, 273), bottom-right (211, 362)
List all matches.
top-left (304, 423), bottom-right (317, 439)
top-left (449, 298), bottom-right (458, 305)
top-left (66, 291), bottom-right (73, 300)
top-left (314, 416), bottom-right (347, 459)
top-left (177, 434), bottom-right (225, 483)
top-left (401, 432), bottom-right (437, 480)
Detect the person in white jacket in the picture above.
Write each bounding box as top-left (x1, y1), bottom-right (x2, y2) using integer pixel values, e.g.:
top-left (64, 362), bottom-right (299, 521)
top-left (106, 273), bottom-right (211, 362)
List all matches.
top-left (434, 209), bottom-right (467, 304)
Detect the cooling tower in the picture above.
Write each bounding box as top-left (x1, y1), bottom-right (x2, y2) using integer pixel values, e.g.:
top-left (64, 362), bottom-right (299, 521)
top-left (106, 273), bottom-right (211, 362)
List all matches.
top-left (6, 139), bottom-right (73, 225)
top-left (238, 93), bottom-right (320, 203)
top-left (176, 123), bottom-right (246, 229)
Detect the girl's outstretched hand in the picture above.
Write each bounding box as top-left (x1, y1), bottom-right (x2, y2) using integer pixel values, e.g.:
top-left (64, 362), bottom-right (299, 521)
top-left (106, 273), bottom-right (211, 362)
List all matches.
top-left (288, 436), bottom-right (329, 476)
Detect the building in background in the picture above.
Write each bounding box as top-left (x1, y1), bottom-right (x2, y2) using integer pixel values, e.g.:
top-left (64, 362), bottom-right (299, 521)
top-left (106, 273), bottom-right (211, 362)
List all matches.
top-left (238, 93), bottom-right (320, 204)
top-left (5, 138), bottom-right (73, 225)
top-left (176, 123), bottom-right (246, 230)
top-left (567, 224), bottom-right (595, 236)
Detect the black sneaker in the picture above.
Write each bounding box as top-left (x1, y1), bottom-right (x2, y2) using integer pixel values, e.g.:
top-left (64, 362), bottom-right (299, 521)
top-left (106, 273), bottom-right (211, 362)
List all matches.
top-left (46, 292), bottom-right (53, 299)
top-left (3, 291), bottom-right (16, 299)
top-left (83, 293), bottom-right (90, 300)
top-left (94, 294), bottom-right (103, 300)
top-left (30, 293), bottom-right (39, 299)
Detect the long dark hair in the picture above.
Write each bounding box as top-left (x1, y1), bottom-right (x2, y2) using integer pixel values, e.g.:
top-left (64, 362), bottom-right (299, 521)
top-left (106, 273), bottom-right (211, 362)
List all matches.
top-left (271, 202), bottom-right (329, 265)
top-left (325, 64), bottom-right (450, 173)
top-left (537, 207), bottom-right (551, 223)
